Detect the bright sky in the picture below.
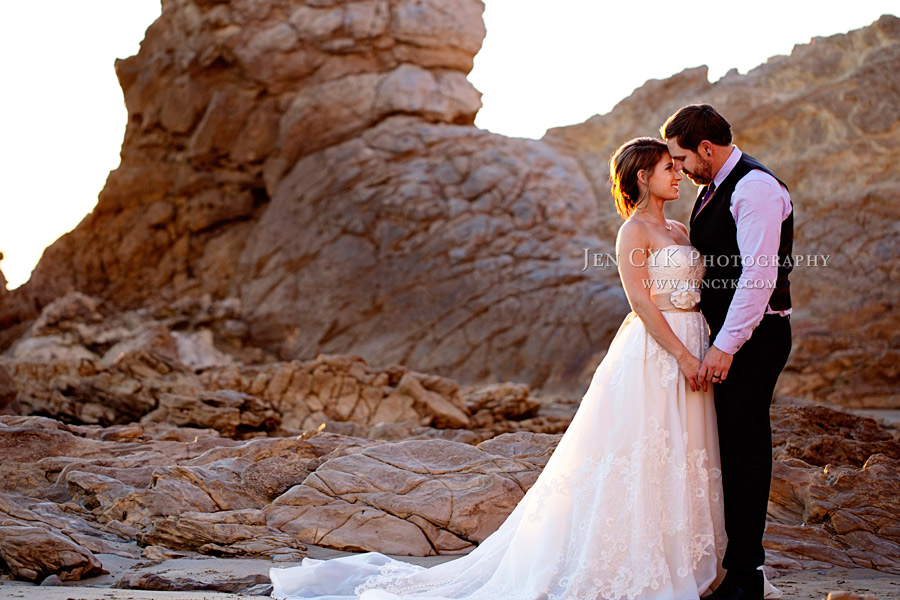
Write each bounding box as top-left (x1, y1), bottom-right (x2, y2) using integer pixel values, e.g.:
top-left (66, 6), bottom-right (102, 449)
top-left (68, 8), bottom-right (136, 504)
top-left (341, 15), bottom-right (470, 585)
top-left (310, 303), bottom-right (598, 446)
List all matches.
top-left (1, 1), bottom-right (896, 289)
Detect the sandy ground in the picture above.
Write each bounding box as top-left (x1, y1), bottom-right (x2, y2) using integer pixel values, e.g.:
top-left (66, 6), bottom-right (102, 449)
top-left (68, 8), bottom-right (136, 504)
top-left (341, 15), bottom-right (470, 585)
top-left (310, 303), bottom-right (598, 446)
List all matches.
top-left (0, 545), bottom-right (897, 600)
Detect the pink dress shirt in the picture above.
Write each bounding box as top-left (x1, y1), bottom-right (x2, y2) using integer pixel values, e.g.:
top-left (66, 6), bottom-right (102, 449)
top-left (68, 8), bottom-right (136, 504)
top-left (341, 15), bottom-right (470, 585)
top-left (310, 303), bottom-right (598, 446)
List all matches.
top-left (698, 146), bottom-right (793, 355)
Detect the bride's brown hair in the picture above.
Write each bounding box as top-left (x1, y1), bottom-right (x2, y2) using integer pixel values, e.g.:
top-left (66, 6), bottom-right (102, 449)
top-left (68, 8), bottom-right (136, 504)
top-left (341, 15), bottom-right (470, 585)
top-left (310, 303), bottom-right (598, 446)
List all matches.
top-left (609, 137), bottom-right (669, 219)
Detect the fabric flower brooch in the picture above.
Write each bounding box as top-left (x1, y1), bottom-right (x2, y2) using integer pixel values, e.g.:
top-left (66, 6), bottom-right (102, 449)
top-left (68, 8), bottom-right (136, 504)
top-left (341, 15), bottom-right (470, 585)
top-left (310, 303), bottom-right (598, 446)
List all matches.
top-left (670, 282), bottom-right (701, 310)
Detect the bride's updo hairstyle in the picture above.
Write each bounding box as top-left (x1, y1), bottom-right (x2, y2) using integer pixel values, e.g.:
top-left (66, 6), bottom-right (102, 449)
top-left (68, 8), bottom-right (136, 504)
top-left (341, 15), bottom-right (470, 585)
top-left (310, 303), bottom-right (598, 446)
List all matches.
top-left (609, 137), bottom-right (669, 219)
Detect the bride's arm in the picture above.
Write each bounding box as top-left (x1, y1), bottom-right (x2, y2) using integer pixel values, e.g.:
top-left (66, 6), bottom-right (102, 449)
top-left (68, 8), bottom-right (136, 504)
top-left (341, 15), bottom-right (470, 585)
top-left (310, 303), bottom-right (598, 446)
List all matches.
top-left (615, 223), bottom-right (701, 391)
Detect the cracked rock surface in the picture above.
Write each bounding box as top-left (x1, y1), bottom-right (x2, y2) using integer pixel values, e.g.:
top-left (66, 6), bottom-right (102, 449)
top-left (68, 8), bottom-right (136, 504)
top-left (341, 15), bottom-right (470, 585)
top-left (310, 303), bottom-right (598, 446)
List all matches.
top-left (1, 327), bottom-right (899, 582)
top-left (0, 0), bottom-right (622, 396)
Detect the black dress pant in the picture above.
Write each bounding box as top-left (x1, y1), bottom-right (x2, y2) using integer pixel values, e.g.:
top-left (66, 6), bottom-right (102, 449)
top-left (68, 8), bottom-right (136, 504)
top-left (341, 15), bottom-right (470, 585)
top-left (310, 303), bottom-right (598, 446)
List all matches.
top-left (711, 313), bottom-right (791, 572)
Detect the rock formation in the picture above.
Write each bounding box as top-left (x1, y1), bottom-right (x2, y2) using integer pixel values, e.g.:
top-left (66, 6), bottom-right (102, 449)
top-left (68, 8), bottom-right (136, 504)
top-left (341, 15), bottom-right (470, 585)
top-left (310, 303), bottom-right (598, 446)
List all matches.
top-left (5, 292), bottom-right (574, 440)
top-left (0, 0), bottom-right (624, 395)
top-left (1, 2), bottom-right (897, 403)
top-left (0, 363), bottom-right (18, 415)
top-left (0, 391), bottom-right (897, 582)
top-left (766, 454), bottom-right (900, 573)
top-left (766, 407), bottom-right (900, 571)
top-left (542, 15), bottom-right (900, 407)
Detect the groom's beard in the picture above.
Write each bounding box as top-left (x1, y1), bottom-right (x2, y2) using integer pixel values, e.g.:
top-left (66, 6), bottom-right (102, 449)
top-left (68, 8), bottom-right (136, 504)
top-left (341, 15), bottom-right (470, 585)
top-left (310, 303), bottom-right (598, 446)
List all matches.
top-left (683, 156), bottom-right (715, 185)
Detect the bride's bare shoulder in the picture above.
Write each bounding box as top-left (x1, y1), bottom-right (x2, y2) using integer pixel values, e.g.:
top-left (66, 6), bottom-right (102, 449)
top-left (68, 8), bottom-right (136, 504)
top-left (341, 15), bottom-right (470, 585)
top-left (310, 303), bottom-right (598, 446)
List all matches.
top-left (616, 218), bottom-right (648, 249)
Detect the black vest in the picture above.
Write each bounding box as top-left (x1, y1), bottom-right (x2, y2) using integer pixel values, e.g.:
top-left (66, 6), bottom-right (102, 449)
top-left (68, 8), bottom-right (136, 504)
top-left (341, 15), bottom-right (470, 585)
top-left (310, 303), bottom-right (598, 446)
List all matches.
top-left (689, 153), bottom-right (793, 338)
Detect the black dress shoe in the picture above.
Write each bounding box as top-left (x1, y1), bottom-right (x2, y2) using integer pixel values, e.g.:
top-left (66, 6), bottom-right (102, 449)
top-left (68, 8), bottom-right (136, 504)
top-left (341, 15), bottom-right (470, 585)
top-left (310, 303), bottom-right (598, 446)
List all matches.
top-left (705, 569), bottom-right (763, 600)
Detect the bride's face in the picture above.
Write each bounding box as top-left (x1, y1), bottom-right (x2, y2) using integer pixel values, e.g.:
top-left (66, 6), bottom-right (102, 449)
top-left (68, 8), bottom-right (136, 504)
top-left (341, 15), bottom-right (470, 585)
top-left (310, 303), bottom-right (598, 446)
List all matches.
top-left (645, 154), bottom-right (682, 202)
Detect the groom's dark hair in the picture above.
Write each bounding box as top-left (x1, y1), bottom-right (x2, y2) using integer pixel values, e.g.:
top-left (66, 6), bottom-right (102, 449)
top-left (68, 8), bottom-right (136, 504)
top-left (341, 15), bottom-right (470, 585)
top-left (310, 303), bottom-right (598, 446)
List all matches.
top-left (660, 104), bottom-right (732, 151)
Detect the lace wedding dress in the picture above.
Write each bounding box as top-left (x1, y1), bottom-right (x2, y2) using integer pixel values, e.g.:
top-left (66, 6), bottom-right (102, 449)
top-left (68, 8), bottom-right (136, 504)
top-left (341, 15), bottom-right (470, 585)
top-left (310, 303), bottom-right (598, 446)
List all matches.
top-left (271, 245), bottom-right (775, 600)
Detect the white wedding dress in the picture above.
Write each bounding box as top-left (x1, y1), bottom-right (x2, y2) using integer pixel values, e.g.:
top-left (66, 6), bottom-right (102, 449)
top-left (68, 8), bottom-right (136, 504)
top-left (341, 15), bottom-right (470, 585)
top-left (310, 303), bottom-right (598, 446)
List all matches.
top-left (271, 245), bottom-right (777, 600)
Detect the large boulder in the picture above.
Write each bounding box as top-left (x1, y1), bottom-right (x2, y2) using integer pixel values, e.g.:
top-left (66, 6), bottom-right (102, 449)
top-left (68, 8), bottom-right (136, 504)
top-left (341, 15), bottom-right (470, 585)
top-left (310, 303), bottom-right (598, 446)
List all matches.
top-left (0, 525), bottom-right (105, 583)
top-left (265, 433), bottom-right (557, 555)
top-left (0, 0), bottom-right (623, 395)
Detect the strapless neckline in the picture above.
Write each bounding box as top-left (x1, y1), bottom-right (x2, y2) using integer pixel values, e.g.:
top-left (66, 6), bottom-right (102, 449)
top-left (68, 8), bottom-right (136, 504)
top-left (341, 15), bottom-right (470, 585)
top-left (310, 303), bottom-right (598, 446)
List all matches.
top-left (645, 245), bottom-right (706, 298)
top-left (648, 244), bottom-right (694, 254)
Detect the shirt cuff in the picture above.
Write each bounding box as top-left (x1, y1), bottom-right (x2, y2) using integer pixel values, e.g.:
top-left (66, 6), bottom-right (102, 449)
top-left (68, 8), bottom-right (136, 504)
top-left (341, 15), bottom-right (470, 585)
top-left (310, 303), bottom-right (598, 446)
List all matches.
top-left (711, 330), bottom-right (744, 356)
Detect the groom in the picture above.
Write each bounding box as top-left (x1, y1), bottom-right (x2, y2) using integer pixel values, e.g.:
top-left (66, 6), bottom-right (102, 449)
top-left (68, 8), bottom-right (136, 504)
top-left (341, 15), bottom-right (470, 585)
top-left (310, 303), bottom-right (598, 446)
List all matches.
top-left (661, 105), bottom-right (793, 600)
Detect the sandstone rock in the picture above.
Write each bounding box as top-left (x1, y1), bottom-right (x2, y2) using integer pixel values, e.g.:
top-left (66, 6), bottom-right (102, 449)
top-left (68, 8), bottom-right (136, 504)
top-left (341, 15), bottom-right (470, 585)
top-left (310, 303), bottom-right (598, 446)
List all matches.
top-left (767, 454), bottom-right (900, 573)
top-left (11, 335), bottom-right (100, 363)
top-left (10, 290), bottom-right (243, 370)
top-left (234, 115), bottom-right (619, 394)
top-left (394, 372), bottom-right (470, 428)
top-left (172, 329), bottom-right (236, 370)
top-left (0, 404), bottom-right (898, 573)
top-left (0, 416), bottom-right (238, 501)
top-left (199, 353), bottom-right (563, 439)
top-left (0, 0), bottom-right (624, 397)
top-left (4, 294), bottom-right (271, 431)
top-left (461, 382), bottom-right (540, 428)
top-left (240, 456), bottom-right (314, 500)
top-left (475, 430), bottom-right (562, 469)
top-left (31, 291), bottom-right (105, 336)
top-left (140, 545), bottom-right (189, 560)
top-left (0, 525), bottom-right (105, 582)
top-left (770, 404), bottom-right (900, 467)
top-left (117, 571), bottom-right (270, 594)
top-left (764, 404), bottom-right (900, 573)
top-left (265, 434), bottom-right (553, 555)
top-left (67, 471), bottom-right (134, 512)
top-left (7, 296), bottom-right (561, 438)
top-left (0, 362), bottom-right (19, 415)
top-left (142, 390), bottom-right (280, 438)
top-left (139, 509), bottom-right (306, 559)
top-left (12, 350), bottom-right (198, 426)
top-left (184, 434), bottom-right (325, 466)
top-left (102, 462), bottom-right (266, 529)
top-left (826, 593), bottom-right (880, 600)
top-left (0, 489), bottom-right (139, 560)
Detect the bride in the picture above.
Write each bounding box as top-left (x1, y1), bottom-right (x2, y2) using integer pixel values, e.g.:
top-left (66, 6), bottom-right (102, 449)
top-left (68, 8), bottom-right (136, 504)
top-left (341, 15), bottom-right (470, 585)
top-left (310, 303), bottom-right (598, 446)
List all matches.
top-left (271, 138), bottom-right (773, 600)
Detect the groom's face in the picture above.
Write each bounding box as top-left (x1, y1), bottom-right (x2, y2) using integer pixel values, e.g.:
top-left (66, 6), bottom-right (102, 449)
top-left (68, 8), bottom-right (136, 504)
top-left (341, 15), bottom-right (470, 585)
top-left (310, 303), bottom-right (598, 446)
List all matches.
top-left (666, 138), bottom-right (714, 186)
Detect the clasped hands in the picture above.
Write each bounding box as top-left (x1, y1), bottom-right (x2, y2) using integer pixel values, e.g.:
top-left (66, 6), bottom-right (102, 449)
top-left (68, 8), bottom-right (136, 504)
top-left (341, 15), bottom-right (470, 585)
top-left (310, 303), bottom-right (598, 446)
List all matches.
top-left (678, 346), bottom-right (733, 392)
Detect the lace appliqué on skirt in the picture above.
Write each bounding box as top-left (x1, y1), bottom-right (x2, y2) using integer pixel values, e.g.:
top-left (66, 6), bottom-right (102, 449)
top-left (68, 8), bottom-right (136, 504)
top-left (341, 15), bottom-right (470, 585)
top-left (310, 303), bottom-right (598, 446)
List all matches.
top-left (523, 417), bottom-right (722, 600)
top-left (354, 559), bottom-right (431, 596)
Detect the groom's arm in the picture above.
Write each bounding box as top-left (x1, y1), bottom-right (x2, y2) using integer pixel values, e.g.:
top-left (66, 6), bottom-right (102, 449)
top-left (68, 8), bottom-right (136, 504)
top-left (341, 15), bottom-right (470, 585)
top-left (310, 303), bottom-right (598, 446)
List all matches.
top-left (711, 171), bottom-right (792, 355)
